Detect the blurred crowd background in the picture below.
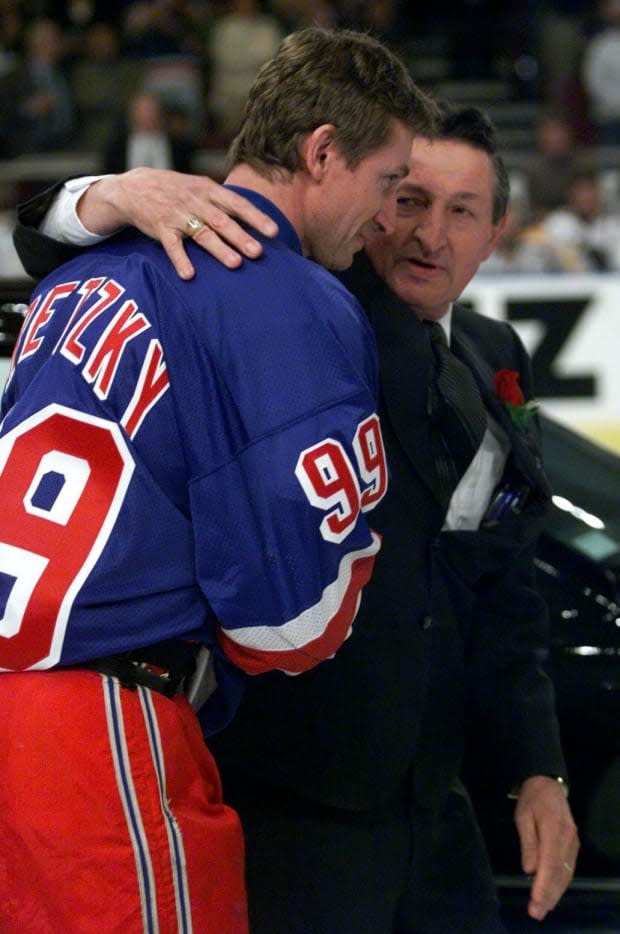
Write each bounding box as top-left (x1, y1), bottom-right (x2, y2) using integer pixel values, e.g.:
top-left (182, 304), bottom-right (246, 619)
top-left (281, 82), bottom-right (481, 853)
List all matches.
top-left (1, 0), bottom-right (620, 278)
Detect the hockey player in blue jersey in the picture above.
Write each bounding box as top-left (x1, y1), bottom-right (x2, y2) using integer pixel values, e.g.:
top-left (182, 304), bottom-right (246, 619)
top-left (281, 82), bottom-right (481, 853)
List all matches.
top-left (0, 26), bottom-right (437, 934)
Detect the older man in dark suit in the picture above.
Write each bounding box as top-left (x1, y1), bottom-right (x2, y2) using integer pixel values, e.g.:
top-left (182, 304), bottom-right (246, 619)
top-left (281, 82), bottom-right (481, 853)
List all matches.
top-left (13, 106), bottom-right (578, 934)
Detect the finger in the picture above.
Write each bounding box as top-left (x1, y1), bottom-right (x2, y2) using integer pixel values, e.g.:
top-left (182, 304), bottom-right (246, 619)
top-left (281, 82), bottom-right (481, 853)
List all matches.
top-left (193, 209), bottom-right (263, 258)
top-left (527, 860), bottom-right (557, 920)
top-left (528, 850), bottom-right (565, 921)
top-left (528, 859), bottom-right (571, 921)
top-left (516, 810), bottom-right (539, 875)
top-left (191, 224), bottom-right (247, 269)
top-left (208, 188), bottom-right (279, 241)
top-left (192, 216), bottom-right (257, 265)
top-left (160, 230), bottom-right (196, 280)
top-left (163, 223), bottom-right (248, 275)
top-left (527, 833), bottom-right (578, 920)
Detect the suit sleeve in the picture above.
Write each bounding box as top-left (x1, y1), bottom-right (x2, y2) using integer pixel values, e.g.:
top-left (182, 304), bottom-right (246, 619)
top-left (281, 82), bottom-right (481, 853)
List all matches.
top-left (466, 509), bottom-right (567, 791)
top-left (13, 180), bottom-right (83, 280)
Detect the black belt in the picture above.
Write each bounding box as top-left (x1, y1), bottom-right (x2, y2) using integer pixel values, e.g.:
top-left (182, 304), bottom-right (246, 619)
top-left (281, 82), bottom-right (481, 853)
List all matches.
top-left (64, 639), bottom-right (199, 698)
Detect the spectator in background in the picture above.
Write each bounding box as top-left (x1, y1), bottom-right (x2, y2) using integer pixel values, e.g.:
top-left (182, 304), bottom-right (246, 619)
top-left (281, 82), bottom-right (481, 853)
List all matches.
top-left (269, 0), bottom-right (338, 31)
top-left (70, 20), bottom-right (144, 154)
top-left (542, 168), bottom-right (620, 270)
top-left (120, 0), bottom-right (206, 59)
top-left (582, 0), bottom-right (620, 145)
top-left (0, 0), bottom-right (22, 58)
top-left (339, 0), bottom-right (402, 40)
top-left (119, 1), bottom-right (209, 142)
top-left (524, 112), bottom-right (593, 221)
top-left (536, 1), bottom-right (588, 111)
top-left (0, 17), bottom-right (75, 155)
top-left (104, 90), bottom-right (196, 172)
top-left (206, 0), bottom-right (284, 142)
top-left (0, 3), bottom-right (19, 130)
top-left (478, 199), bottom-right (584, 274)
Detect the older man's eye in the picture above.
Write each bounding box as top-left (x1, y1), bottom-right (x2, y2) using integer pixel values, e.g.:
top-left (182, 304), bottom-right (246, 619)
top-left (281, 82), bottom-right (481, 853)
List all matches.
top-left (397, 197), bottom-right (423, 209)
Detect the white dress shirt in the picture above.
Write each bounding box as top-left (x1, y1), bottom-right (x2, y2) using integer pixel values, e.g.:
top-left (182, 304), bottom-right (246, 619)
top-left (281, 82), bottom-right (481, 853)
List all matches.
top-left (40, 175), bottom-right (111, 246)
top-left (435, 311), bottom-right (510, 531)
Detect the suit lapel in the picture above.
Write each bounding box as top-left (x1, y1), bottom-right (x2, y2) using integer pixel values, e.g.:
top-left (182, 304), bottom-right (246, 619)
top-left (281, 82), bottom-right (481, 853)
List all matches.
top-left (450, 327), bottom-right (506, 421)
top-left (366, 287), bottom-right (447, 506)
top-left (340, 254), bottom-right (549, 506)
top-left (450, 324), bottom-right (550, 495)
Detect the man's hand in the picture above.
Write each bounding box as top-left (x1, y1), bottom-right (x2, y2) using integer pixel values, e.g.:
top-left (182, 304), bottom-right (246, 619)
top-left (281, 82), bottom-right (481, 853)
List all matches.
top-left (514, 775), bottom-right (580, 921)
top-left (78, 169), bottom-right (279, 278)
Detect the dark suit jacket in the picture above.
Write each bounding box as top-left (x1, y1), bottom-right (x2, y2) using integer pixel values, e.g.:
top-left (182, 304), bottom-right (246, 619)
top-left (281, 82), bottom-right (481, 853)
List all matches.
top-left (14, 180), bottom-right (101, 281)
top-left (12, 205), bottom-right (567, 813)
top-left (211, 253), bottom-right (566, 811)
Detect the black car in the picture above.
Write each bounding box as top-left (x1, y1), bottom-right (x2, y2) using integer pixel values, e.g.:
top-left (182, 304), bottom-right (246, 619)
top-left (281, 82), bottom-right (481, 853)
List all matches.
top-left (462, 414), bottom-right (620, 929)
top-left (538, 417), bottom-right (620, 883)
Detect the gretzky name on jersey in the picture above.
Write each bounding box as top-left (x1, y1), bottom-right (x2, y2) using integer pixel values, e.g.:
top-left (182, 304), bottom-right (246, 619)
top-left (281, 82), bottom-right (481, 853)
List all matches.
top-left (7, 276), bottom-right (169, 440)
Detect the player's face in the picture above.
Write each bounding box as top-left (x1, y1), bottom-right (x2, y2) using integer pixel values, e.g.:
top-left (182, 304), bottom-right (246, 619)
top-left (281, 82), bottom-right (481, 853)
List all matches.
top-left (365, 138), bottom-right (506, 320)
top-left (307, 120), bottom-right (412, 271)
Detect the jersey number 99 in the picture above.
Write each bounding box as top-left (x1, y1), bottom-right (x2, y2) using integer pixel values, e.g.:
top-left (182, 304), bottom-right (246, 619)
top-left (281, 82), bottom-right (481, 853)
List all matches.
top-left (295, 414), bottom-right (387, 544)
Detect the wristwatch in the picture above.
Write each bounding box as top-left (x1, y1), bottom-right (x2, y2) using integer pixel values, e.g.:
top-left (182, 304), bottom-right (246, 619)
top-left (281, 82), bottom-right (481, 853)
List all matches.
top-left (551, 775), bottom-right (570, 798)
top-left (508, 775), bottom-right (569, 800)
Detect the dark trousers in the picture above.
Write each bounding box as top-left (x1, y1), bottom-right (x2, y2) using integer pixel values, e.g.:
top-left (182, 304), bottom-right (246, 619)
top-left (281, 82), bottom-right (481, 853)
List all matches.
top-left (220, 768), bottom-right (506, 934)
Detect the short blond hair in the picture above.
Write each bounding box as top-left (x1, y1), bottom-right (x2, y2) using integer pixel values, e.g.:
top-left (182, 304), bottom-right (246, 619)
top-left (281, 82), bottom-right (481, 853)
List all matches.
top-left (227, 27), bottom-right (437, 178)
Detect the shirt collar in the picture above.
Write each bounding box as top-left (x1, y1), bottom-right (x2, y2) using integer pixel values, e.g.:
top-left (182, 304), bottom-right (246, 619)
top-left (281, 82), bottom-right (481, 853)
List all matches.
top-left (422, 305), bottom-right (453, 344)
top-left (224, 185), bottom-right (303, 255)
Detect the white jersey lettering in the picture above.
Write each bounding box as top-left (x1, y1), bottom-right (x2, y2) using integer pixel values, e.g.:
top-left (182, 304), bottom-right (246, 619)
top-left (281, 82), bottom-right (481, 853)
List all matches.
top-left (121, 339), bottom-right (170, 440)
top-left (57, 277), bottom-right (122, 363)
top-left (83, 299), bottom-right (150, 400)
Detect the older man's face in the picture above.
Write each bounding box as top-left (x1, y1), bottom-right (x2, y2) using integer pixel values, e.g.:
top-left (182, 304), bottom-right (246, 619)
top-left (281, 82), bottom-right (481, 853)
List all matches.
top-left (365, 137), bottom-right (506, 320)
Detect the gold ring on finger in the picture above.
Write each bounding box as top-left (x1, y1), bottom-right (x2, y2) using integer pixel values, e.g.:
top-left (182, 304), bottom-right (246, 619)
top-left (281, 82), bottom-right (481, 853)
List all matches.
top-left (186, 214), bottom-right (205, 236)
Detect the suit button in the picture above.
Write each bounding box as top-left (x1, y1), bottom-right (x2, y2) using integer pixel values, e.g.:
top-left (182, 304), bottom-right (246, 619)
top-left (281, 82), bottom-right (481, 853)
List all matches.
top-left (421, 615), bottom-right (433, 630)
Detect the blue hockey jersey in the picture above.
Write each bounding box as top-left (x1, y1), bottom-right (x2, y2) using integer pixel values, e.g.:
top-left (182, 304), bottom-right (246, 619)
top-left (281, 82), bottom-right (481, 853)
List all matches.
top-left (0, 189), bottom-right (387, 730)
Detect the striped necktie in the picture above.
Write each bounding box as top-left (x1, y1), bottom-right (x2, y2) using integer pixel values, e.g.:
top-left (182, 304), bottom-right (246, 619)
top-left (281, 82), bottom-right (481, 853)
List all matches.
top-left (424, 319), bottom-right (487, 491)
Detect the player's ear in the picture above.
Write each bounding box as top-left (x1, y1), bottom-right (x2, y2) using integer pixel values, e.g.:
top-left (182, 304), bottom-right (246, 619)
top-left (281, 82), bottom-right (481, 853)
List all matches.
top-left (301, 124), bottom-right (339, 181)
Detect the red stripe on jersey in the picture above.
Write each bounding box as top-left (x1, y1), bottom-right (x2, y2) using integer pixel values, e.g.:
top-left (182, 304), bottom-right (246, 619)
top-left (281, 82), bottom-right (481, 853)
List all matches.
top-left (216, 539), bottom-right (379, 675)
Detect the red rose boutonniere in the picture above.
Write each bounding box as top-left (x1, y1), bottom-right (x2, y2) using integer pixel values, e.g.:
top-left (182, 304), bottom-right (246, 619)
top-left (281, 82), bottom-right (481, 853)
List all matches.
top-left (494, 369), bottom-right (538, 431)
